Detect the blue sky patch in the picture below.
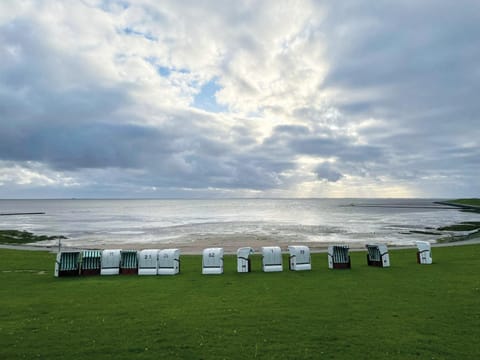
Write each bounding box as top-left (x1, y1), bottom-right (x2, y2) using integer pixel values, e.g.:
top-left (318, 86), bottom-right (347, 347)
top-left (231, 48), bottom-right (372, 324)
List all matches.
top-left (122, 27), bottom-right (156, 41)
top-left (193, 78), bottom-right (227, 113)
top-left (158, 66), bottom-right (171, 77)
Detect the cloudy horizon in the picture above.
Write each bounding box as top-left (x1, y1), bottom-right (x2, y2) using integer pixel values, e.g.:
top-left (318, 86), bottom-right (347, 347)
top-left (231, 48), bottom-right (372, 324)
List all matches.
top-left (0, 0), bottom-right (479, 199)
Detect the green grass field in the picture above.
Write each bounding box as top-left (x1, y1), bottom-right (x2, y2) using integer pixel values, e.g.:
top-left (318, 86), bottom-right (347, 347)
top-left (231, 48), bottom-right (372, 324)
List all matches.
top-left (1, 246), bottom-right (480, 359)
top-left (447, 198), bottom-right (480, 207)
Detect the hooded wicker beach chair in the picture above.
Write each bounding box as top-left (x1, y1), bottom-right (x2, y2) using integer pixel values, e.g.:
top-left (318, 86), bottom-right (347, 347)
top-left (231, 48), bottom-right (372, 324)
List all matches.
top-left (261, 246), bottom-right (283, 272)
top-left (328, 245), bottom-right (351, 269)
top-left (237, 247), bottom-right (254, 273)
top-left (80, 250), bottom-right (102, 275)
top-left (288, 245), bottom-right (311, 271)
top-left (158, 248), bottom-right (181, 275)
top-left (120, 250), bottom-right (138, 275)
top-left (54, 251), bottom-right (80, 277)
top-left (416, 241), bottom-right (432, 264)
top-left (202, 248), bottom-right (224, 274)
top-left (366, 244), bottom-right (390, 268)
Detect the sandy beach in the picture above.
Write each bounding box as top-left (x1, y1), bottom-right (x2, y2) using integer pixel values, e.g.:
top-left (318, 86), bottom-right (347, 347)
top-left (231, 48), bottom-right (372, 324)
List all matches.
top-left (3, 234), bottom-right (480, 254)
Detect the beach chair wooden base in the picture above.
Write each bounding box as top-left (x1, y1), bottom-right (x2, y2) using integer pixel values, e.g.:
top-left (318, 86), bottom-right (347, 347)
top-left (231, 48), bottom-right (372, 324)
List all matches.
top-left (120, 268), bottom-right (138, 275)
top-left (81, 269), bottom-right (100, 276)
top-left (332, 261), bottom-right (351, 269)
top-left (58, 269), bottom-right (79, 277)
top-left (367, 256), bottom-right (383, 267)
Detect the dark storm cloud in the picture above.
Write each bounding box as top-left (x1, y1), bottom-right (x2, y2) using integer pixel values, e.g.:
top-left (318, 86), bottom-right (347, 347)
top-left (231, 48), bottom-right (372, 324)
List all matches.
top-left (265, 126), bottom-right (385, 164)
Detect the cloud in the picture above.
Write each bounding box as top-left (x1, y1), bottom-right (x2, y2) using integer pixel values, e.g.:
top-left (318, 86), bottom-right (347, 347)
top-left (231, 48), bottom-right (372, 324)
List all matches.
top-left (0, 0), bottom-right (479, 198)
top-left (314, 163), bottom-right (343, 183)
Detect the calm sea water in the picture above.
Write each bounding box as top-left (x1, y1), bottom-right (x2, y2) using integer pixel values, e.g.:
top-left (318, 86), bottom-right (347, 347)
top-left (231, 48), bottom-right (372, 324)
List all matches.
top-left (0, 199), bottom-right (478, 247)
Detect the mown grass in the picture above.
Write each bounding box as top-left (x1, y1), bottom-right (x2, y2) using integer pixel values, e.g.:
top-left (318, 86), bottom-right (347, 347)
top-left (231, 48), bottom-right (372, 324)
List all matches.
top-left (1, 246), bottom-right (480, 359)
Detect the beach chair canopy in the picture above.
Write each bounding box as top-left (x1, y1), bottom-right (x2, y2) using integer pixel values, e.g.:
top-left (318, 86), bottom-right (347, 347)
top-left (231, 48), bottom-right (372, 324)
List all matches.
top-left (202, 247), bottom-right (224, 274)
top-left (287, 245), bottom-right (311, 271)
top-left (119, 250), bottom-right (138, 275)
top-left (81, 250), bottom-right (102, 269)
top-left (261, 246), bottom-right (283, 272)
top-left (158, 248), bottom-right (181, 275)
top-left (55, 251), bottom-right (80, 277)
top-left (120, 250), bottom-right (138, 269)
top-left (366, 244), bottom-right (390, 267)
top-left (101, 249), bottom-right (122, 275)
top-left (237, 247), bottom-right (254, 273)
top-left (416, 241), bottom-right (432, 264)
top-left (328, 245), bottom-right (351, 269)
top-left (138, 249), bottom-right (159, 275)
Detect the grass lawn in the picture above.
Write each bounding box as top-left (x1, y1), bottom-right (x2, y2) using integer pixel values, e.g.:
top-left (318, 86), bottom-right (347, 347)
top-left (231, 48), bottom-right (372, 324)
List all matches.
top-left (447, 198), bottom-right (480, 207)
top-left (1, 246), bottom-right (480, 359)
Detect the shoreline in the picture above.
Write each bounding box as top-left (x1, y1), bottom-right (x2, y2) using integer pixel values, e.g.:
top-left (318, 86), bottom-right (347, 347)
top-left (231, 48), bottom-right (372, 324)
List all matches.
top-left (3, 236), bottom-right (480, 254)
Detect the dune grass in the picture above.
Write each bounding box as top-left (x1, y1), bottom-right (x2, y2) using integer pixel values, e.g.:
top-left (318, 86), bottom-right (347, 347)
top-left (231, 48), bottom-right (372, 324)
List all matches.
top-left (1, 246), bottom-right (480, 359)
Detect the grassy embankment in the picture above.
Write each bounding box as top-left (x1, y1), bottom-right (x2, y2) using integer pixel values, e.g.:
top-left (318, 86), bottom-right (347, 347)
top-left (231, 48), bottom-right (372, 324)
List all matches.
top-left (0, 229), bottom-right (65, 245)
top-left (1, 246), bottom-right (480, 359)
top-left (435, 198), bottom-right (480, 243)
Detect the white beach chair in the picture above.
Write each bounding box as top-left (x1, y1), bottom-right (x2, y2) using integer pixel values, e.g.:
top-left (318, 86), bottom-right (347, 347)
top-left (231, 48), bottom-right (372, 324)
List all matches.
top-left (138, 249), bottom-right (159, 275)
top-left (100, 249), bottom-right (122, 275)
top-left (366, 244), bottom-right (390, 268)
top-left (202, 248), bottom-right (224, 274)
top-left (328, 245), bottom-right (351, 269)
top-left (158, 249), bottom-right (181, 275)
top-left (288, 245), bottom-right (311, 271)
top-left (261, 246), bottom-right (283, 272)
top-left (416, 241), bottom-right (432, 264)
top-left (237, 247), bottom-right (254, 273)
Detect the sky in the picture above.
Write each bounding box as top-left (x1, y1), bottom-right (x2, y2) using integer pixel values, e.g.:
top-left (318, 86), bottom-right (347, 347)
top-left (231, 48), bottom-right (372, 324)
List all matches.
top-left (0, 0), bottom-right (479, 199)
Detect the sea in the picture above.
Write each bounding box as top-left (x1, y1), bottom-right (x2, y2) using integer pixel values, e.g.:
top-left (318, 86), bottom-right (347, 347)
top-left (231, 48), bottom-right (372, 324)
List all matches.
top-left (0, 198), bottom-right (478, 248)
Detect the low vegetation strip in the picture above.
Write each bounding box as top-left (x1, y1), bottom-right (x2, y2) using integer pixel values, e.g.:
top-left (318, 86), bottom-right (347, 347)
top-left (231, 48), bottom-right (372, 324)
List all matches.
top-left (0, 230), bottom-right (66, 245)
top-left (1, 246), bottom-right (480, 359)
top-left (436, 198), bottom-right (480, 213)
top-left (446, 198), bottom-right (480, 207)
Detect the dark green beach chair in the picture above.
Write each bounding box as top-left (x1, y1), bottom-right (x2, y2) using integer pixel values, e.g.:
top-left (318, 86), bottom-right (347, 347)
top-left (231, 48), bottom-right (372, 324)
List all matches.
top-left (80, 250), bottom-right (102, 275)
top-left (54, 251), bottom-right (81, 277)
top-left (120, 250), bottom-right (138, 275)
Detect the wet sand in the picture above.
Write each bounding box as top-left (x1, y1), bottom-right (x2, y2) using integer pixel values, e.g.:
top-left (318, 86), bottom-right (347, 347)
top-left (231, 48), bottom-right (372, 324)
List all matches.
top-left (5, 234), bottom-right (480, 254)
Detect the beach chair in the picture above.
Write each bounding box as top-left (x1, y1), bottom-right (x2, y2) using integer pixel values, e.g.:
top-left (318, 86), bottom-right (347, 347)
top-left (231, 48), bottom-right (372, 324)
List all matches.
top-left (366, 244), bottom-right (390, 268)
top-left (54, 251), bottom-right (80, 277)
top-left (158, 249), bottom-right (181, 275)
top-left (120, 250), bottom-right (138, 275)
top-left (328, 245), bottom-right (351, 269)
top-left (80, 250), bottom-right (102, 275)
top-left (138, 249), bottom-right (159, 275)
top-left (237, 247), bottom-right (254, 273)
top-left (100, 249), bottom-right (122, 275)
top-left (288, 245), bottom-right (311, 271)
top-left (261, 246), bottom-right (283, 272)
top-left (416, 241), bottom-right (432, 264)
top-left (202, 248), bottom-right (224, 274)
